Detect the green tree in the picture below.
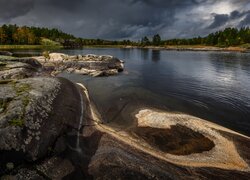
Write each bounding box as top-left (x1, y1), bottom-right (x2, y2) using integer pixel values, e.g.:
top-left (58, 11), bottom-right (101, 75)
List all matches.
top-left (141, 36), bottom-right (150, 46)
top-left (152, 34), bottom-right (161, 46)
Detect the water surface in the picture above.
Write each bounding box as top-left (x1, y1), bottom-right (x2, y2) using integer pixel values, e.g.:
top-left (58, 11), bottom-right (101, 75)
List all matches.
top-left (11, 48), bottom-right (250, 136)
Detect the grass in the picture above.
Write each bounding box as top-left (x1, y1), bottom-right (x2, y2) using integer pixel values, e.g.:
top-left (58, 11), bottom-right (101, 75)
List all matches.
top-left (240, 43), bottom-right (250, 49)
top-left (0, 44), bottom-right (63, 50)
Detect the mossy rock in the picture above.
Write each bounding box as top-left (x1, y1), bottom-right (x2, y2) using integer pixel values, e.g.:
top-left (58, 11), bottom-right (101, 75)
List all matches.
top-left (13, 83), bottom-right (31, 96)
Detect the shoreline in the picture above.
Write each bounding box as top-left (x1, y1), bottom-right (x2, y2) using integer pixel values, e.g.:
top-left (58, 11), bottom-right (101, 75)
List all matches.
top-left (122, 45), bottom-right (249, 53)
top-left (81, 45), bottom-right (249, 53)
top-left (0, 44), bottom-right (249, 53)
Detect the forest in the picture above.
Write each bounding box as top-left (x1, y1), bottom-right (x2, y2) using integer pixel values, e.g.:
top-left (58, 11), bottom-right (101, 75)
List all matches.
top-left (162, 27), bottom-right (250, 47)
top-left (0, 24), bottom-right (249, 48)
top-left (141, 27), bottom-right (250, 47)
top-left (0, 24), bottom-right (74, 46)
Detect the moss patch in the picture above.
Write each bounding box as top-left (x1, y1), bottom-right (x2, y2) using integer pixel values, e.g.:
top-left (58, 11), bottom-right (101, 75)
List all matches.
top-left (8, 81), bottom-right (32, 127)
top-left (13, 83), bottom-right (31, 96)
top-left (9, 118), bottom-right (25, 127)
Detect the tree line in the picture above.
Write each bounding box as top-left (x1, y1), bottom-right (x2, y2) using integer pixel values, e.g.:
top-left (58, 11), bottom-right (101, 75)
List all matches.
top-left (0, 24), bottom-right (249, 47)
top-left (0, 24), bottom-right (75, 45)
top-left (141, 27), bottom-right (250, 47)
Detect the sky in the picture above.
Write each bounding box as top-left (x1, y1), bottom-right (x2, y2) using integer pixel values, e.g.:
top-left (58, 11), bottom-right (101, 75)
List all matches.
top-left (0, 0), bottom-right (249, 40)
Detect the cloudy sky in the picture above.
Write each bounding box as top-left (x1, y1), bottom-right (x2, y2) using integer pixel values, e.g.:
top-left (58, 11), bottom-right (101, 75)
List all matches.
top-left (0, 0), bottom-right (249, 40)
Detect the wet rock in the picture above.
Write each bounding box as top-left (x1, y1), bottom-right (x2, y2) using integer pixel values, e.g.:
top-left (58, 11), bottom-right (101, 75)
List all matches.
top-left (90, 71), bottom-right (104, 77)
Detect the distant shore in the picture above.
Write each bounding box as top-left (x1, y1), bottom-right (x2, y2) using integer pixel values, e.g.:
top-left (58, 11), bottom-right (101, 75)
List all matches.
top-left (83, 45), bottom-right (250, 53)
top-left (139, 45), bottom-right (249, 53)
top-left (0, 44), bottom-right (249, 53)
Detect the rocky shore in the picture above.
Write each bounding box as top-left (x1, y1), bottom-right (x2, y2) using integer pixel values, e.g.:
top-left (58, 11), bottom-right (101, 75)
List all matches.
top-left (33, 53), bottom-right (124, 77)
top-left (0, 51), bottom-right (250, 179)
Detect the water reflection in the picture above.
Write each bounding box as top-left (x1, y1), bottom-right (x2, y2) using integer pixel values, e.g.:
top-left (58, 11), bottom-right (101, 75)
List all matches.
top-left (152, 50), bottom-right (161, 62)
top-left (120, 48), bottom-right (132, 59)
top-left (141, 49), bottom-right (149, 61)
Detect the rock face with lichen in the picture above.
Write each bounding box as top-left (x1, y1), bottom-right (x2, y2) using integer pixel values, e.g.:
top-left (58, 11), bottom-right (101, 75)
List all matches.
top-left (34, 53), bottom-right (124, 77)
top-left (0, 54), bottom-right (90, 178)
top-left (0, 77), bottom-right (86, 177)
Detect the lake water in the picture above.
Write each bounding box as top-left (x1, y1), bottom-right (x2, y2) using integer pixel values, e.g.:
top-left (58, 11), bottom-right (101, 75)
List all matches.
top-left (11, 48), bottom-right (250, 136)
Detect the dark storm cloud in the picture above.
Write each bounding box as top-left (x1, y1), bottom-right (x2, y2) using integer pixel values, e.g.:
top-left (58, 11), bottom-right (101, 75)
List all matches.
top-left (208, 14), bottom-right (229, 29)
top-left (240, 13), bottom-right (250, 26)
top-left (45, 0), bottom-right (84, 11)
top-left (0, 0), bottom-right (34, 21)
top-left (0, 0), bottom-right (249, 39)
top-left (208, 10), bottom-right (250, 29)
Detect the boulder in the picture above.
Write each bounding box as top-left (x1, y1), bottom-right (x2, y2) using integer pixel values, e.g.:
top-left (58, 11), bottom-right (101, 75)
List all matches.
top-left (0, 77), bottom-right (88, 175)
top-left (49, 53), bottom-right (68, 62)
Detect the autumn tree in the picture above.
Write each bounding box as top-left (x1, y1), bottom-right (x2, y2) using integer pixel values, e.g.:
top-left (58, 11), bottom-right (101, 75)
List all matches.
top-left (0, 27), bottom-right (7, 44)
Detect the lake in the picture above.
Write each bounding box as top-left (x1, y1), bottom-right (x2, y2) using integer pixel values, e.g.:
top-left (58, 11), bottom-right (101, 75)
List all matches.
top-left (11, 48), bottom-right (250, 136)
